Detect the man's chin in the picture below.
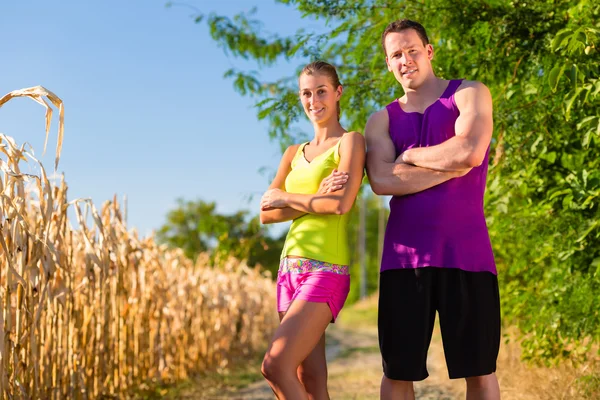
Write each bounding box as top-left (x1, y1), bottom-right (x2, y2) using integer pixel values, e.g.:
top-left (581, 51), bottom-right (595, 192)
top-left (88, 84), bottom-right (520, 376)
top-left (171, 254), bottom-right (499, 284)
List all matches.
top-left (401, 78), bottom-right (422, 90)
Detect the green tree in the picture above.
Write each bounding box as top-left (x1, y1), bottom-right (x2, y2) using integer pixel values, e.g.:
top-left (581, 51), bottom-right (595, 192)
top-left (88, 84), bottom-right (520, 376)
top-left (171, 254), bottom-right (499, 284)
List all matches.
top-left (157, 198), bottom-right (285, 275)
top-left (189, 0), bottom-right (599, 363)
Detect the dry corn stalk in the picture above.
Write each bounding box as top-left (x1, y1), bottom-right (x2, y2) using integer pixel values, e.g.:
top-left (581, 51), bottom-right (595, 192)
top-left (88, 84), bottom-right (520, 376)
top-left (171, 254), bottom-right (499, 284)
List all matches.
top-left (0, 88), bottom-right (278, 399)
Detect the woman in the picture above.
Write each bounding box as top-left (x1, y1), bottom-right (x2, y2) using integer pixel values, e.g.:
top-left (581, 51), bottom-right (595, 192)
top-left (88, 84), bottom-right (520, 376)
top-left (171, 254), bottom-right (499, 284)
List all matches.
top-left (259, 61), bottom-right (365, 399)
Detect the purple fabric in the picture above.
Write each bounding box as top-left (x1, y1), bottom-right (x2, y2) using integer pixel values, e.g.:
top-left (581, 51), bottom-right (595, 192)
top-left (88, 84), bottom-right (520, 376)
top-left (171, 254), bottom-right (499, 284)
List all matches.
top-left (381, 79), bottom-right (497, 274)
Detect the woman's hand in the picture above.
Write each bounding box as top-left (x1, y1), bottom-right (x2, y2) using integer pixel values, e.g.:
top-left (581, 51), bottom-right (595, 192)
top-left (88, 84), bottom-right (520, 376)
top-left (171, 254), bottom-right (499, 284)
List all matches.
top-left (318, 169), bottom-right (348, 194)
top-left (260, 189), bottom-right (289, 210)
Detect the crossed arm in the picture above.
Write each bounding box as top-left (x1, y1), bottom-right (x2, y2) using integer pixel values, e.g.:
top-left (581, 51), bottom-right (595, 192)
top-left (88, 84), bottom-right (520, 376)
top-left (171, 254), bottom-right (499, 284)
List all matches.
top-left (399, 81), bottom-right (494, 172)
top-left (259, 132), bottom-right (365, 224)
top-left (366, 81), bottom-right (492, 195)
top-left (259, 144), bottom-right (306, 224)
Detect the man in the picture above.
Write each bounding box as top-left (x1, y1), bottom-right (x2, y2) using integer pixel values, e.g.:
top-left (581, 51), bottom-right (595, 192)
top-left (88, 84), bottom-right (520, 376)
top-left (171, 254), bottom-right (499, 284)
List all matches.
top-left (365, 19), bottom-right (501, 400)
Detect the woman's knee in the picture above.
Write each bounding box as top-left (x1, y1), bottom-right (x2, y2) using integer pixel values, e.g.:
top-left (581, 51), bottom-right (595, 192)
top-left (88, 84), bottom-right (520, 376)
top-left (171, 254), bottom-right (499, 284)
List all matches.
top-left (261, 355), bottom-right (276, 381)
top-left (262, 354), bottom-right (292, 382)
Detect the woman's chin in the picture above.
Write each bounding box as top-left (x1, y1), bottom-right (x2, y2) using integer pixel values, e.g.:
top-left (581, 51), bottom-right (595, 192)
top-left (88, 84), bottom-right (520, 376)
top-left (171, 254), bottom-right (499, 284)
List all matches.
top-left (308, 114), bottom-right (333, 124)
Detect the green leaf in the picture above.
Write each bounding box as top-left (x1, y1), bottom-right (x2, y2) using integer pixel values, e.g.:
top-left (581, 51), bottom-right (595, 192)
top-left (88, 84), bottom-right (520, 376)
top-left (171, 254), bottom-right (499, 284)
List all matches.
top-left (583, 129), bottom-right (592, 148)
top-left (551, 29), bottom-right (573, 52)
top-left (592, 257), bottom-right (600, 273)
top-left (548, 189), bottom-right (572, 201)
top-left (593, 81), bottom-right (600, 96)
top-left (569, 64), bottom-right (579, 89)
top-left (530, 134), bottom-right (543, 153)
top-left (548, 64), bottom-right (565, 92)
top-left (523, 84), bottom-right (538, 96)
top-left (576, 220), bottom-right (600, 243)
top-left (564, 88), bottom-right (584, 121)
top-left (540, 151), bottom-right (557, 163)
top-left (576, 116), bottom-right (597, 130)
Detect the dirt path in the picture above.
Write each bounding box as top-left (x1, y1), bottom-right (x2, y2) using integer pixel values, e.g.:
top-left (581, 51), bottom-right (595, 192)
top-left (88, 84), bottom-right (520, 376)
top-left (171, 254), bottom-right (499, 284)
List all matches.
top-left (198, 323), bottom-right (463, 400)
top-left (155, 294), bottom-right (597, 400)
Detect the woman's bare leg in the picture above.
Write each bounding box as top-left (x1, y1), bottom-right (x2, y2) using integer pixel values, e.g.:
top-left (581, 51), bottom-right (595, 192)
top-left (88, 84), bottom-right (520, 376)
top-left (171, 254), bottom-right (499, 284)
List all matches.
top-left (261, 300), bottom-right (332, 400)
top-left (297, 334), bottom-right (328, 400)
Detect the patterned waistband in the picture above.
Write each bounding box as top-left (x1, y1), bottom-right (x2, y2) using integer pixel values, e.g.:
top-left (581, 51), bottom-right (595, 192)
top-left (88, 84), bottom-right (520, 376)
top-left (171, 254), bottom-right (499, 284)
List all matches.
top-left (279, 257), bottom-right (350, 275)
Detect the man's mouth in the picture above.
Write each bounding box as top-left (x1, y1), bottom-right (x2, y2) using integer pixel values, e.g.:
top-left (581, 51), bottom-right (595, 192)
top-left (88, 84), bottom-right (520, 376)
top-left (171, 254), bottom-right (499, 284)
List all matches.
top-left (402, 69), bottom-right (417, 77)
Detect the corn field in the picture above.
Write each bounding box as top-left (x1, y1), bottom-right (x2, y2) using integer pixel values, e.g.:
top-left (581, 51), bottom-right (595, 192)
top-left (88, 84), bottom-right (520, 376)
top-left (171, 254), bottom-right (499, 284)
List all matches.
top-left (0, 87), bottom-right (278, 398)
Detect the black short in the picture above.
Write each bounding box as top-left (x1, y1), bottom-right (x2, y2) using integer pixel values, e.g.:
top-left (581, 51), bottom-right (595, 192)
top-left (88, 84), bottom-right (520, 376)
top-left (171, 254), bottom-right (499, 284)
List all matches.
top-left (378, 267), bottom-right (501, 381)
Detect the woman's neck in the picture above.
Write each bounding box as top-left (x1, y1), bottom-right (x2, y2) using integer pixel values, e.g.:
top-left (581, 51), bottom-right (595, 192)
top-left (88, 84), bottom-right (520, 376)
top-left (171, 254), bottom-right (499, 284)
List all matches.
top-left (311, 121), bottom-right (345, 145)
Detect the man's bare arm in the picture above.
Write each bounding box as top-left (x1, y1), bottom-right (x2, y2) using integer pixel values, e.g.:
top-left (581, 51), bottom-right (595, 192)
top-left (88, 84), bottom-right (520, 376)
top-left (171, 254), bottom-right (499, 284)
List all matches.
top-left (365, 110), bottom-right (468, 196)
top-left (400, 81), bottom-right (493, 172)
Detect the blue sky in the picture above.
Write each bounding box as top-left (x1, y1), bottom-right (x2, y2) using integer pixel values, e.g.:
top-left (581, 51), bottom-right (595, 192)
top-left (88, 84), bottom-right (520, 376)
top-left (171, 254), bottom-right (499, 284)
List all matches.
top-left (1, 1), bottom-right (325, 237)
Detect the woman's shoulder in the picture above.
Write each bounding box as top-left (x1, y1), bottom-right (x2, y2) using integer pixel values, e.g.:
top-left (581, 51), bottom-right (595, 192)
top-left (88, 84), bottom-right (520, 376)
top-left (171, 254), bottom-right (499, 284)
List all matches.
top-left (282, 142), bottom-right (305, 161)
top-left (335, 131), bottom-right (365, 163)
top-left (343, 130), bottom-right (364, 140)
top-left (339, 131), bottom-right (365, 149)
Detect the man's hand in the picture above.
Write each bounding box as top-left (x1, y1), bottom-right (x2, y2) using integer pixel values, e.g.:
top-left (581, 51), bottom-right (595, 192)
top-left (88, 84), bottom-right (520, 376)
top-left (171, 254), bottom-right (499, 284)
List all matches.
top-left (395, 153), bottom-right (408, 165)
top-left (318, 169), bottom-right (349, 194)
top-left (260, 189), bottom-right (288, 210)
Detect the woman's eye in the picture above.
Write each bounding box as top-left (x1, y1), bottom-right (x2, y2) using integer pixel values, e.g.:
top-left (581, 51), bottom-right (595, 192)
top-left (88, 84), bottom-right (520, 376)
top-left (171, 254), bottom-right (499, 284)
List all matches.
top-left (318, 90), bottom-right (325, 95)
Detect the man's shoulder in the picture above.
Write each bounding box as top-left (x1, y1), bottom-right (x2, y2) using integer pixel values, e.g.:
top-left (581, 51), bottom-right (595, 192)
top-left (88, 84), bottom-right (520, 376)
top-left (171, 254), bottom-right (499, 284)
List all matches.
top-left (455, 80), bottom-right (492, 107)
top-left (364, 108), bottom-right (390, 138)
top-left (367, 108), bottom-right (390, 126)
top-left (456, 79), bottom-right (489, 92)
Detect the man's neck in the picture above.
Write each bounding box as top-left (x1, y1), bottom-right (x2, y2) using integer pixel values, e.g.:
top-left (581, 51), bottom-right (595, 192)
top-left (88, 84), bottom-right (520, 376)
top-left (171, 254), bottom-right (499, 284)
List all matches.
top-left (402, 75), bottom-right (446, 106)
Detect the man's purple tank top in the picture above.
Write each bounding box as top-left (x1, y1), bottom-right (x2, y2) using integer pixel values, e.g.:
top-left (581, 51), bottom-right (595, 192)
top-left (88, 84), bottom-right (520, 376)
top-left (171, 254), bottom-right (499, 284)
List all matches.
top-left (381, 79), bottom-right (497, 274)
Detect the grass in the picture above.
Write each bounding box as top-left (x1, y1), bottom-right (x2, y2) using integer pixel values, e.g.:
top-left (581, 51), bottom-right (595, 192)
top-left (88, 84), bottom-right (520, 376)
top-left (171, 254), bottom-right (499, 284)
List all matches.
top-left (337, 293), bottom-right (378, 330)
top-left (135, 351), bottom-right (266, 399)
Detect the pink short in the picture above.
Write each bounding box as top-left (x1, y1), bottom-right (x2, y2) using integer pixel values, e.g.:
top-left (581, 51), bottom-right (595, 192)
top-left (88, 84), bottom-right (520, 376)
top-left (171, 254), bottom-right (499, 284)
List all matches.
top-left (276, 257), bottom-right (351, 322)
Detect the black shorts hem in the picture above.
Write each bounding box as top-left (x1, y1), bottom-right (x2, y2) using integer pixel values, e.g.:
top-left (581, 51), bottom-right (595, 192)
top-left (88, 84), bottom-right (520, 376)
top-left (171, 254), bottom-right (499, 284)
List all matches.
top-left (383, 370), bottom-right (429, 382)
top-left (448, 365), bottom-right (497, 380)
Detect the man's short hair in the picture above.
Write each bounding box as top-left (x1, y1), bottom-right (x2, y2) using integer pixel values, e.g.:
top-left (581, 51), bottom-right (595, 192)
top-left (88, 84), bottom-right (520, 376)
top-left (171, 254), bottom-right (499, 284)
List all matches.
top-left (382, 19), bottom-right (429, 54)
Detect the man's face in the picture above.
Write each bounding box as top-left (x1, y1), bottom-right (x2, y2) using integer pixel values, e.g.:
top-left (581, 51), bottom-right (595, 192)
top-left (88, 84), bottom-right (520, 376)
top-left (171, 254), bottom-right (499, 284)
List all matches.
top-left (384, 29), bottom-right (434, 90)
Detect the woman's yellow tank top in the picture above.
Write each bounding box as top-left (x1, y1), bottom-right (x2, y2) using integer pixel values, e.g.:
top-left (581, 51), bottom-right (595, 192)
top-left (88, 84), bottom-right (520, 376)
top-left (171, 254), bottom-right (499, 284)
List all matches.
top-left (281, 138), bottom-right (353, 265)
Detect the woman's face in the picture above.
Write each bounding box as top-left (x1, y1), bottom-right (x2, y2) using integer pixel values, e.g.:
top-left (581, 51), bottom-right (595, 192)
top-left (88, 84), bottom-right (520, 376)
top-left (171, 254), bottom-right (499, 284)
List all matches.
top-left (298, 73), bottom-right (342, 124)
